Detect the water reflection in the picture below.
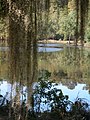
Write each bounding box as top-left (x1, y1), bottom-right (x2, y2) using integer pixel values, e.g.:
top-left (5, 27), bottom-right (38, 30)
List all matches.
top-left (38, 43), bottom-right (63, 47)
top-left (38, 43), bottom-right (63, 52)
top-left (38, 46), bottom-right (90, 91)
top-left (58, 83), bottom-right (90, 102)
top-left (0, 80), bottom-right (90, 105)
top-left (0, 45), bottom-right (90, 111)
top-left (38, 47), bottom-right (63, 52)
top-left (0, 81), bottom-right (27, 103)
top-left (0, 45), bottom-right (63, 53)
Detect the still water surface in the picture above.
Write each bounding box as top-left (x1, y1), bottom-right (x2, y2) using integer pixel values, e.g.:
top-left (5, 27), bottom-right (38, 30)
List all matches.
top-left (0, 44), bottom-right (90, 106)
top-left (0, 81), bottom-right (90, 103)
top-left (38, 43), bottom-right (63, 52)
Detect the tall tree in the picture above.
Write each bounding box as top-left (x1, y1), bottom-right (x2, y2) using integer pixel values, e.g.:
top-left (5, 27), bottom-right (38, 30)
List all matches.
top-left (75, 0), bottom-right (89, 45)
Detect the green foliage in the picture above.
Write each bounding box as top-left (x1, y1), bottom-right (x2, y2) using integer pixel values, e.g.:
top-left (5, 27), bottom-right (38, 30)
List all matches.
top-left (58, 10), bottom-right (76, 40)
top-left (38, 5), bottom-right (76, 41)
top-left (85, 17), bottom-right (90, 42)
top-left (86, 32), bottom-right (90, 42)
top-left (31, 70), bottom-right (90, 119)
top-left (32, 70), bottom-right (70, 112)
top-left (38, 70), bottom-right (51, 80)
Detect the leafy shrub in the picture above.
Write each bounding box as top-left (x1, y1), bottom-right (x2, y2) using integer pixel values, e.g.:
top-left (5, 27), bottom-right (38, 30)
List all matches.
top-left (32, 70), bottom-right (70, 113)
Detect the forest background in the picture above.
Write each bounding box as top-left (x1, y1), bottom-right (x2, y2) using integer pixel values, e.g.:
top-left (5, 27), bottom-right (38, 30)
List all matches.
top-left (0, 0), bottom-right (90, 46)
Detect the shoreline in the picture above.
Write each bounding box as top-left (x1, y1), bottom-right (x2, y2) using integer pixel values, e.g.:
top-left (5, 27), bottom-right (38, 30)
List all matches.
top-left (38, 39), bottom-right (90, 48)
top-left (38, 39), bottom-right (73, 44)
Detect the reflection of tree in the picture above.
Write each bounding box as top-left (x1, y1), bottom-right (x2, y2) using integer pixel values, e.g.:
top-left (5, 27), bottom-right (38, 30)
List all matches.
top-left (83, 84), bottom-right (90, 94)
top-left (62, 80), bottom-right (77, 90)
top-left (0, 51), bottom-right (8, 78)
top-left (39, 47), bottom-right (90, 88)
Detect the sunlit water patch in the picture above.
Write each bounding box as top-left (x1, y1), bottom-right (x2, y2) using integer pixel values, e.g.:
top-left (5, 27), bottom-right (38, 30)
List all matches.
top-left (38, 47), bottom-right (63, 52)
top-left (0, 81), bottom-right (27, 105)
top-left (0, 44), bottom-right (63, 52)
top-left (57, 83), bottom-right (90, 102)
top-left (38, 43), bottom-right (63, 47)
top-left (38, 43), bottom-right (63, 52)
top-left (0, 80), bottom-right (90, 108)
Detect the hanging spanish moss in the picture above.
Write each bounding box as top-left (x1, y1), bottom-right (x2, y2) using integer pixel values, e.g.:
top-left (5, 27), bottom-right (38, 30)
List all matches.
top-left (8, 0), bottom-right (51, 81)
top-left (8, 0), bottom-right (50, 119)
